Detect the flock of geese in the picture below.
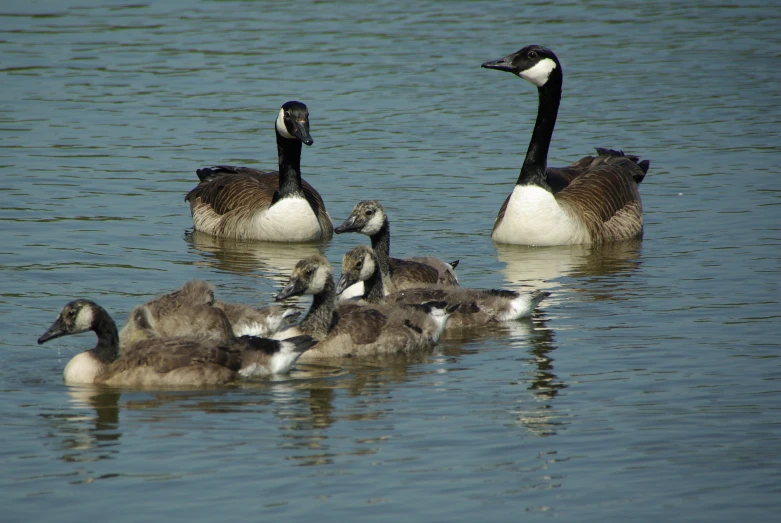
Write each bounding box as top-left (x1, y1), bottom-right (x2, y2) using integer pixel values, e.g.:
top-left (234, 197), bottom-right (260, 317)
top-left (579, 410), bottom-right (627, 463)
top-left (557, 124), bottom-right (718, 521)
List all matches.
top-left (37, 45), bottom-right (650, 388)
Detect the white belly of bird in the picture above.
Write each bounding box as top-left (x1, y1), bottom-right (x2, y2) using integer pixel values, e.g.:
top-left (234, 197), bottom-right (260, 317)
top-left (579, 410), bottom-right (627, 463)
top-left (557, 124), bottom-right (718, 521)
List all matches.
top-left (251, 198), bottom-right (323, 242)
top-left (63, 352), bottom-right (105, 384)
top-left (492, 185), bottom-right (589, 246)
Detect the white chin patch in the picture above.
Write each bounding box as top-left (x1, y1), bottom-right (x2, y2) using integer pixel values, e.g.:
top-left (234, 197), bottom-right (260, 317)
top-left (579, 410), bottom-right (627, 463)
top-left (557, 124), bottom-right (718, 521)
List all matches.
top-left (359, 256), bottom-right (376, 282)
top-left (362, 212), bottom-right (385, 236)
top-left (519, 58), bottom-right (557, 87)
top-left (276, 108), bottom-right (296, 139)
top-left (308, 266), bottom-right (330, 294)
top-left (74, 307), bottom-right (95, 332)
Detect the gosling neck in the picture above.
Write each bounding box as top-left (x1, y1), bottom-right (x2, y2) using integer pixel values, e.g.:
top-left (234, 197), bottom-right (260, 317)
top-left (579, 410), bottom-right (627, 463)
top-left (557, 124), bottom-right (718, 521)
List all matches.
top-left (92, 306), bottom-right (120, 364)
top-left (369, 217), bottom-right (392, 276)
top-left (362, 263), bottom-right (387, 304)
top-left (300, 276), bottom-right (337, 340)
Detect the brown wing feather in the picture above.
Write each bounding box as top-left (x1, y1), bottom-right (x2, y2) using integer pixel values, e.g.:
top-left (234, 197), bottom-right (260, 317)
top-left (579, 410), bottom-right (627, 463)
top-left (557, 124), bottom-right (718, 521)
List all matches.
top-left (185, 167), bottom-right (331, 238)
top-left (186, 170), bottom-right (277, 216)
top-left (112, 338), bottom-right (243, 375)
top-left (330, 307), bottom-right (389, 345)
top-left (388, 258), bottom-right (441, 289)
top-left (556, 156), bottom-right (644, 243)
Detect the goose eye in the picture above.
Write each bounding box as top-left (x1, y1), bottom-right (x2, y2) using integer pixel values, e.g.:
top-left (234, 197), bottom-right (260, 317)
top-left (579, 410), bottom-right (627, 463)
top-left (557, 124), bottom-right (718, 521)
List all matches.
top-left (284, 110), bottom-right (291, 118)
top-left (528, 51), bottom-right (537, 59)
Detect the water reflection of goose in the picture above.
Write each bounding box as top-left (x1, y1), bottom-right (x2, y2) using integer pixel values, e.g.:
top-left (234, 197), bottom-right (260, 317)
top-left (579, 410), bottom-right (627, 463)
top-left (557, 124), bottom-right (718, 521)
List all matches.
top-left (37, 387), bottom-right (121, 466)
top-left (185, 229), bottom-right (325, 283)
top-left (495, 241), bottom-right (643, 292)
top-left (517, 324), bottom-right (568, 437)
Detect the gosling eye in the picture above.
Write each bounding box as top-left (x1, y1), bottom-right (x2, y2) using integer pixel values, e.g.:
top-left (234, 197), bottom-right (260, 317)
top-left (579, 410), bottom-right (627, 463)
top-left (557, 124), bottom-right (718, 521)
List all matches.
top-left (365, 209), bottom-right (374, 216)
top-left (67, 309), bottom-right (77, 318)
top-left (355, 261), bottom-right (363, 270)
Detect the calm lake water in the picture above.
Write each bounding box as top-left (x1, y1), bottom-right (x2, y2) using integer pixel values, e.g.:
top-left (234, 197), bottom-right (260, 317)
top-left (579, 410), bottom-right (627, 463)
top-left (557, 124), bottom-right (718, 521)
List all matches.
top-left (2, 1), bottom-right (780, 521)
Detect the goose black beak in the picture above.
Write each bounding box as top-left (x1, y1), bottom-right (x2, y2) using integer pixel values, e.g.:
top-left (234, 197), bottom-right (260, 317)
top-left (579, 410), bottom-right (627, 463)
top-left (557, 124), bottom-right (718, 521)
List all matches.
top-left (481, 55), bottom-right (516, 74)
top-left (275, 278), bottom-right (306, 301)
top-left (334, 216), bottom-right (360, 234)
top-left (292, 119), bottom-right (313, 146)
top-left (38, 319), bottom-right (66, 345)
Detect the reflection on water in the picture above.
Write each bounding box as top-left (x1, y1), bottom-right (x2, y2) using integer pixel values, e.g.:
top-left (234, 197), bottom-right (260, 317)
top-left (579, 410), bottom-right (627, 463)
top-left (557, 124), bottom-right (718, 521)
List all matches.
top-left (495, 240), bottom-right (643, 292)
top-left (38, 387), bottom-right (121, 482)
top-left (184, 230), bottom-right (326, 283)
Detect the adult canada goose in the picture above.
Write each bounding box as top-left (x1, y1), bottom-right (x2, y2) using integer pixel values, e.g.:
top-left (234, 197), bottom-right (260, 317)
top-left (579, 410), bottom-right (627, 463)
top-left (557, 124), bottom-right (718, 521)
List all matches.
top-left (119, 279), bottom-right (298, 348)
top-left (185, 101), bottom-right (333, 242)
top-left (337, 245), bottom-right (550, 328)
top-left (38, 300), bottom-right (316, 386)
top-left (272, 255), bottom-right (457, 360)
top-left (335, 200), bottom-right (459, 292)
top-left (481, 45), bottom-right (649, 246)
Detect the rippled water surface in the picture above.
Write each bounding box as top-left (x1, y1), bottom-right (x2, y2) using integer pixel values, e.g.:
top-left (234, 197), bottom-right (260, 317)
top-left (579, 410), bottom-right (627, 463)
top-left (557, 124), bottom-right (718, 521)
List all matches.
top-left (2, 1), bottom-right (780, 521)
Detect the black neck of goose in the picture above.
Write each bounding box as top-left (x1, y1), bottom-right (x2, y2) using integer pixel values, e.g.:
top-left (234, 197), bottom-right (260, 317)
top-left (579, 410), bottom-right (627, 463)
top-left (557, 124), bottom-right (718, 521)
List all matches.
top-left (362, 263), bottom-right (387, 304)
top-left (517, 76), bottom-right (562, 190)
top-left (370, 218), bottom-right (392, 276)
top-left (300, 276), bottom-right (336, 340)
top-left (92, 307), bottom-right (120, 363)
top-left (276, 131), bottom-right (305, 200)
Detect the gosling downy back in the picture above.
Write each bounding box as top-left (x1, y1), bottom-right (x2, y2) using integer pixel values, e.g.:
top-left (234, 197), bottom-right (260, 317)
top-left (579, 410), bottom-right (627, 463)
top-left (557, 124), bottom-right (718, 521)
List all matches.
top-left (337, 244), bottom-right (550, 328)
top-left (119, 280), bottom-right (235, 347)
top-left (272, 254), bottom-right (457, 360)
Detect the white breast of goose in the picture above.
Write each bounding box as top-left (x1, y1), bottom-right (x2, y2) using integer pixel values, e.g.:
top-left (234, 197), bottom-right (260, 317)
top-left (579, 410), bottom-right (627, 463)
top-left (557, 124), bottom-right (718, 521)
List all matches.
top-left (63, 352), bottom-right (105, 385)
top-left (249, 197), bottom-right (323, 242)
top-left (492, 185), bottom-right (590, 246)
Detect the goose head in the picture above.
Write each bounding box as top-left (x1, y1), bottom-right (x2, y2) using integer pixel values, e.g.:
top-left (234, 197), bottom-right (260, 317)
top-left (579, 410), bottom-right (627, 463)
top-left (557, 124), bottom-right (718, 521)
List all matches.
top-left (275, 100), bottom-right (313, 146)
top-left (275, 254), bottom-right (332, 300)
top-left (481, 45), bottom-right (562, 88)
top-left (335, 245), bottom-right (378, 295)
top-left (334, 200), bottom-right (386, 236)
top-left (38, 299), bottom-right (101, 344)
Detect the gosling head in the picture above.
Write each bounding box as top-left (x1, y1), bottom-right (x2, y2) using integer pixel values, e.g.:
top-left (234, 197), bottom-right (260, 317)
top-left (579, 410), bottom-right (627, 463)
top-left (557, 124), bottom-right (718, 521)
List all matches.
top-left (334, 200), bottom-right (387, 236)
